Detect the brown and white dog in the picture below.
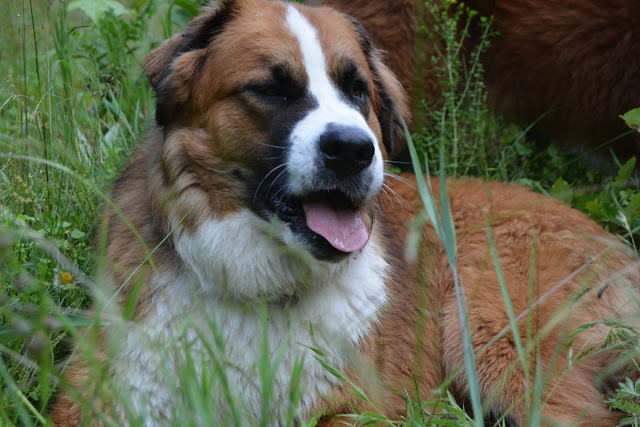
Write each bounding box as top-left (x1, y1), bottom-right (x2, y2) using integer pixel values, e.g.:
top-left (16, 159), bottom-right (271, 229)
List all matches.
top-left (52, 0), bottom-right (640, 425)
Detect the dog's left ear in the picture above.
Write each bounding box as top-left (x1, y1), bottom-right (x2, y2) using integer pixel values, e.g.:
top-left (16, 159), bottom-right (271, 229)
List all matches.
top-left (144, 0), bottom-right (238, 126)
top-left (350, 19), bottom-right (410, 157)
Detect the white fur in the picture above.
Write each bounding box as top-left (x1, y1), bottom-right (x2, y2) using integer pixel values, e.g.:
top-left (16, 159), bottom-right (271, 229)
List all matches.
top-left (285, 5), bottom-right (384, 201)
top-left (115, 211), bottom-right (388, 425)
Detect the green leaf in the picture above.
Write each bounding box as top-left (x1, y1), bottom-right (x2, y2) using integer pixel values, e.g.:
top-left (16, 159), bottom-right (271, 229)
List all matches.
top-left (584, 201), bottom-right (604, 216)
top-left (428, 402), bottom-right (468, 419)
top-left (549, 177), bottom-right (573, 203)
top-left (68, 0), bottom-right (131, 24)
top-left (621, 108), bottom-right (640, 132)
top-left (16, 214), bottom-right (36, 223)
top-left (625, 192), bottom-right (640, 219)
top-left (70, 229), bottom-right (86, 239)
top-left (614, 157), bottom-right (636, 189)
top-left (514, 140), bottom-right (532, 156)
top-left (313, 357), bottom-right (348, 383)
top-left (173, 0), bottom-right (201, 17)
top-left (340, 413), bottom-right (388, 425)
top-left (303, 417), bottom-right (318, 427)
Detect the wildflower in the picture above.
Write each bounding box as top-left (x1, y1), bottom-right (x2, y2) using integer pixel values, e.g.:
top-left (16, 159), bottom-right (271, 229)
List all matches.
top-left (53, 268), bottom-right (75, 288)
top-left (60, 272), bottom-right (74, 286)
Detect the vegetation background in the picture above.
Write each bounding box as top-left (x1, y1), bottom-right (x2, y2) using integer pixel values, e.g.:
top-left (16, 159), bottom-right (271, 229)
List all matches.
top-left (0, 0), bottom-right (639, 425)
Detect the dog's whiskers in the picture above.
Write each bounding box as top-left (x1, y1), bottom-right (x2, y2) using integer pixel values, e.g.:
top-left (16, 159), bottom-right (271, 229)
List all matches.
top-left (384, 160), bottom-right (412, 166)
top-left (253, 163), bottom-right (288, 202)
top-left (270, 186), bottom-right (288, 204)
top-left (256, 142), bottom-right (286, 150)
top-left (266, 168), bottom-right (288, 197)
top-left (384, 172), bottom-right (417, 190)
top-left (382, 182), bottom-right (409, 204)
top-left (381, 183), bottom-right (409, 214)
top-left (379, 187), bottom-right (395, 208)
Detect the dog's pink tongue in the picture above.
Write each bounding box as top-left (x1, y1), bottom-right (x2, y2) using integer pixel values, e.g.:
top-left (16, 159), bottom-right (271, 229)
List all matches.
top-left (303, 200), bottom-right (369, 253)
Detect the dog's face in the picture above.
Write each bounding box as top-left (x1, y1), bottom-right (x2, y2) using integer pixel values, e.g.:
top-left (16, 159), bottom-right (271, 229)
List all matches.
top-left (145, 0), bottom-right (407, 263)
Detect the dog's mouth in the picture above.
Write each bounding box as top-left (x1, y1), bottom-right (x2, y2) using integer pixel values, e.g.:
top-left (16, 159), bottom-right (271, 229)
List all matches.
top-left (272, 190), bottom-right (371, 257)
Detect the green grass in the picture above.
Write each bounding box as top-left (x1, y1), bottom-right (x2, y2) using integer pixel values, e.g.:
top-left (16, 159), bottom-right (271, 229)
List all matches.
top-left (1, 0), bottom-right (639, 425)
top-left (0, 0), bottom-right (190, 424)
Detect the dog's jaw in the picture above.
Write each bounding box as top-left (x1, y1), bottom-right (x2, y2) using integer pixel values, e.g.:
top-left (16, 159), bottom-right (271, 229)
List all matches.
top-left (171, 210), bottom-right (386, 301)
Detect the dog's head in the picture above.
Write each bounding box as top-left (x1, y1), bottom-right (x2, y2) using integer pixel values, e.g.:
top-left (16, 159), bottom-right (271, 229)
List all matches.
top-left (145, 0), bottom-right (408, 264)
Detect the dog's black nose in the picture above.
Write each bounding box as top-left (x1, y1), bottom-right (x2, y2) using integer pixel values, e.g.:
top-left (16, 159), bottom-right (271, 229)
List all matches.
top-left (319, 124), bottom-right (375, 179)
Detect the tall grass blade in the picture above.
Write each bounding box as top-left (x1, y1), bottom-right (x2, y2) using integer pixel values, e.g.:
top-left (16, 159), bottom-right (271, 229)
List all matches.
top-left (405, 123), bottom-right (483, 425)
top-left (484, 219), bottom-right (529, 390)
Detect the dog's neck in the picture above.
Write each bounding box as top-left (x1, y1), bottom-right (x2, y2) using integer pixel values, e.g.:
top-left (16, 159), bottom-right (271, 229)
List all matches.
top-left (115, 209), bottom-right (388, 424)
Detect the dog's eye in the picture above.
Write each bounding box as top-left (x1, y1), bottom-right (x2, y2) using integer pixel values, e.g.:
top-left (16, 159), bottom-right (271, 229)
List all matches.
top-left (247, 84), bottom-right (287, 106)
top-left (259, 85), bottom-right (281, 98)
top-left (352, 87), bottom-right (364, 101)
top-left (351, 80), bottom-right (368, 104)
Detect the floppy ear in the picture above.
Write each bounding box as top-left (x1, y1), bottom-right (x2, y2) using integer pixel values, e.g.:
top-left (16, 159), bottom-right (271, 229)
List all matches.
top-left (348, 18), bottom-right (410, 158)
top-left (144, 0), bottom-right (238, 126)
top-left (370, 54), bottom-right (410, 157)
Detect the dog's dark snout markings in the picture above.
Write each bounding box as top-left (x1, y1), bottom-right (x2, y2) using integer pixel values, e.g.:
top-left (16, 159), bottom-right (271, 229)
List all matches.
top-left (319, 123), bottom-right (375, 179)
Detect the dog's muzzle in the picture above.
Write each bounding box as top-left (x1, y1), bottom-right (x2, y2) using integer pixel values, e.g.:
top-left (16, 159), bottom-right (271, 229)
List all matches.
top-left (269, 121), bottom-right (381, 261)
top-left (318, 123), bottom-right (375, 180)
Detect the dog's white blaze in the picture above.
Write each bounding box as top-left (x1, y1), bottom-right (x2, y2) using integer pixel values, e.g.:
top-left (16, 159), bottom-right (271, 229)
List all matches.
top-left (285, 5), bottom-right (384, 199)
top-left (116, 211), bottom-right (388, 424)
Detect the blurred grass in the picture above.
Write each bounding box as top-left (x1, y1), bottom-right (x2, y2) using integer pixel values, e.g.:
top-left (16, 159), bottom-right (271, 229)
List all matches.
top-left (0, 0), bottom-right (200, 423)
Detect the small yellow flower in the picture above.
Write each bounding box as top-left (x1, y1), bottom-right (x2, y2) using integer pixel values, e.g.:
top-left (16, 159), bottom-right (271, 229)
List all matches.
top-left (59, 272), bottom-right (74, 286)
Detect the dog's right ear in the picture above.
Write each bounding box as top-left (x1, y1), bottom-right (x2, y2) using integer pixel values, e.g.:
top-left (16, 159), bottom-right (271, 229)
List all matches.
top-left (347, 17), bottom-right (410, 159)
top-left (144, 0), bottom-right (238, 126)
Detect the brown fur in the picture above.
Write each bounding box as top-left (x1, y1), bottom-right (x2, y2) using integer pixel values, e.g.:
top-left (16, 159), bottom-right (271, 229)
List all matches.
top-left (52, 0), bottom-right (640, 425)
top-left (315, 0), bottom-right (640, 155)
top-left (373, 176), bottom-right (639, 424)
top-left (310, 174), bottom-right (640, 425)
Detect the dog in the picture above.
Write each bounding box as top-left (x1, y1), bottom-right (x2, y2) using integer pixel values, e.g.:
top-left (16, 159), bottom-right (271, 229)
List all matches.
top-left (51, 0), bottom-right (640, 425)
top-left (312, 0), bottom-right (640, 156)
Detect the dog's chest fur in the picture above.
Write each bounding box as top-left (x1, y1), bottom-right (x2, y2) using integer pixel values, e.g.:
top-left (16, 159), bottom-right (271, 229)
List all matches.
top-left (114, 212), bottom-right (388, 424)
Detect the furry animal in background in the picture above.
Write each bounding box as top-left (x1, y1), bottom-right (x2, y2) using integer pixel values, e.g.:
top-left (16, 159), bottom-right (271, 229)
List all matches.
top-left (312, 0), bottom-right (640, 156)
